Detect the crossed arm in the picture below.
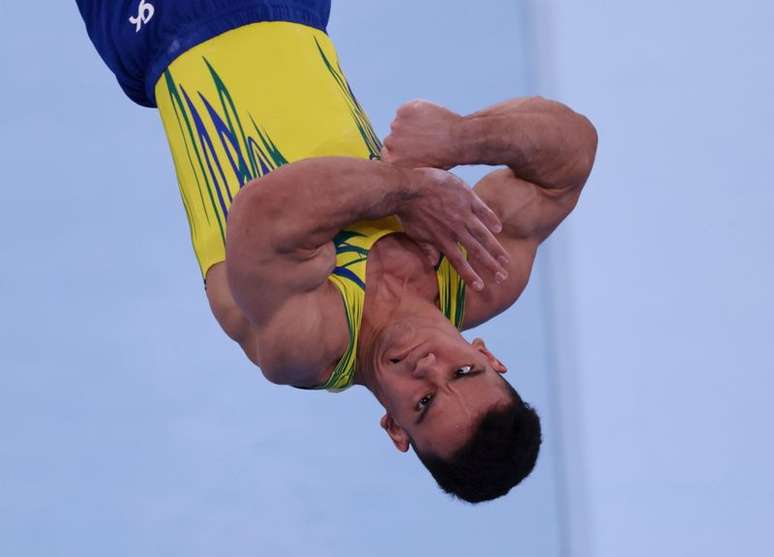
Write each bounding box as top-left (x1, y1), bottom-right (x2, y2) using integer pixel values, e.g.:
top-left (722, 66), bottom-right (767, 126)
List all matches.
top-left (380, 97), bottom-right (598, 325)
top-left (223, 157), bottom-right (505, 384)
top-left (384, 97), bottom-right (597, 241)
top-left (214, 97), bottom-right (597, 384)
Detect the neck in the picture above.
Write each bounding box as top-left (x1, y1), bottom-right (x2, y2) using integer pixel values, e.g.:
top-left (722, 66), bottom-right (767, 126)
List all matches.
top-left (350, 233), bottom-right (441, 396)
top-left (354, 290), bottom-right (442, 398)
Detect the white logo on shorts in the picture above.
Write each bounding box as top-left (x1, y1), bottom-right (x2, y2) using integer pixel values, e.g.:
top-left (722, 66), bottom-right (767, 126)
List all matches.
top-left (129, 1), bottom-right (155, 32)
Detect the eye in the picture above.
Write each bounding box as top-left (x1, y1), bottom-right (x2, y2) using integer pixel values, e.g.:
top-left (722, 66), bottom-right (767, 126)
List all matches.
top-left (389, 358), bottom-right (401, 364)
top-left (455, 365), bottom-right (474, 376)
top-left (416, 394), bottom-right (433, 412)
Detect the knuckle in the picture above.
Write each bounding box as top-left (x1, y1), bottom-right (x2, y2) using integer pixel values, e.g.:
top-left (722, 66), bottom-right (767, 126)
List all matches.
top-left (403, 99), bottom-right (425, 112)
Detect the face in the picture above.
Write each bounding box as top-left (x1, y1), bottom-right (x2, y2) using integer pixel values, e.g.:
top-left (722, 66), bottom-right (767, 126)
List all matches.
top-left (373, 317), bottom-right (510, 459)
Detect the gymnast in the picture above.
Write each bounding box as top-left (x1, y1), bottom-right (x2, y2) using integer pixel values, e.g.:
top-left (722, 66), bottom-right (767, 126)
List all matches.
top-left (76, 0), bottom-right (597, 502)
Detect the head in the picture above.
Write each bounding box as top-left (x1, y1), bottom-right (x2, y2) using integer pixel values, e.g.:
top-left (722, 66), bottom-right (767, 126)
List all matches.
top-left (367, 314), bottom-right (542, 503)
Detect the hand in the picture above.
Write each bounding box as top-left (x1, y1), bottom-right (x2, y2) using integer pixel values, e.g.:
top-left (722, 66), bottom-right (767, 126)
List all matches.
top-left (398, 168), bottom-right (510, 291)
top-left (382, 100), bottom-right (462, 170)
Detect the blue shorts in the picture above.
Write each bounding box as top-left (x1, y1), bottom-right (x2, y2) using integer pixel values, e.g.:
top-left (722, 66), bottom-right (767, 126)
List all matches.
top-left (76, 0), bottom-right (331, 107)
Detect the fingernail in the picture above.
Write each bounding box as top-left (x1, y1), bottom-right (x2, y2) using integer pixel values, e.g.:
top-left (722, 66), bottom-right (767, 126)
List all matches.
top-left (496, 272), bottom-right (507, 283)
top-left (474, 281), bottom-right (484, 291)
top-left (494, 224), bottom-right (503, 233)
top-left (498, 256), bottom-right (509, 266)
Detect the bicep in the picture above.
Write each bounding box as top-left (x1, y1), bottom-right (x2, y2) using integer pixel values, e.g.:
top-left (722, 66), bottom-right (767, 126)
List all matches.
top-left (208, 264), bottom-right (348, 386)
top-left (474, 167), bottom-right (581, 244)
top-left (207, 248), bottom-right (347, 387)
top-left (226, 257), bottom-right (347, 386)
top-left (225, 182), bottom-right (349, 385)
top-left (461, 232), bottom-right (537, 329)
top-left (461, 168), bottom-right (579, 328)
top-left (252, 283), bottom-right (349, 386)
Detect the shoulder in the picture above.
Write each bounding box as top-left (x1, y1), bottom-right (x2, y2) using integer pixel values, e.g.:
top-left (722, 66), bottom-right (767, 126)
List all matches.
top-left (204, 262), bottom-right (345, 386)
top-left (252, 280), bottom-right (349, 387)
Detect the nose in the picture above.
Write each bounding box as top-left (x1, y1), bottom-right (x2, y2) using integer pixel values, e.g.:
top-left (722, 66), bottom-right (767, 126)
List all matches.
top-left (412, 352), bottom-right (440, 379)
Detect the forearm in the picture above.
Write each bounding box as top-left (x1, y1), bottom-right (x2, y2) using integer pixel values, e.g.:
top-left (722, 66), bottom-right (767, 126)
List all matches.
top-left (228, 157), bottom-right (414, 255)
top-left (453, 97), bottom-right (598, 190)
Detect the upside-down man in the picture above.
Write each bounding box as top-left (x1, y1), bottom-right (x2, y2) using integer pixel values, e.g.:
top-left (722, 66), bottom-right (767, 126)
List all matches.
top-left (76, 0), bottom-right (597, 502)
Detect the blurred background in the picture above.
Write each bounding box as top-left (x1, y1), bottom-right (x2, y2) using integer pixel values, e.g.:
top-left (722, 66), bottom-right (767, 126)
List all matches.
top-left (0, 1), bottom-right (771, 555)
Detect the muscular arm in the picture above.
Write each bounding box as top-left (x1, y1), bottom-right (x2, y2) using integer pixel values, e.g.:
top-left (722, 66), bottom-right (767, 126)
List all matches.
top-left (385, 97), bottom-right (598, 242)
top-left (225, 157), bottom-right (415, 385)
top-left (456, 98), bottom-right (597, 188)
top-left (383, 97), bottom-right (598, 326)
top-left (459, 98), bottom-right (597, 324)
top-left (216, 154), bottom-right (506, 383)
top-left (454, 97), bottom-right (597, 241)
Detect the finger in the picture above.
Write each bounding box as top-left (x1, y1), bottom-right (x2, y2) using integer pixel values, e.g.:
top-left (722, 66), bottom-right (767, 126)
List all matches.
top-left (471, 194), bottom-right (503, 234)
top-left (419, 242), bottom-right (441, 267)
top-left (442, 240), bottom-right (484, 291)
top-left (467, 219), bottom-right (511, 271)
top-left (460, 230), bottom-right (508, 285)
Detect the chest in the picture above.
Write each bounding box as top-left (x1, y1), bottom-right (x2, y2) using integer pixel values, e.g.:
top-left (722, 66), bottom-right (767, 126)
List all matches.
top-left (364, 234), bottom-right (439, 305)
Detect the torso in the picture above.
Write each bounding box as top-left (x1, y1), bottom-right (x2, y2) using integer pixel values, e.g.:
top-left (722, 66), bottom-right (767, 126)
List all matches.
top-left (363, 233), bottom-right (441, 307)
top-left (207, 220), bottom-right (535, 387)
top-left (306, 223), bottom-right (454, 391)
top-left (202, 232), bottom-right (438, 376)
top-left (231, 230), bottom-right (457, 386)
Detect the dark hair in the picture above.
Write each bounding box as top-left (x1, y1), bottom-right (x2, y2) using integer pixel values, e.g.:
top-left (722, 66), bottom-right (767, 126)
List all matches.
top-left (413, 379), bottom-right (542, 503)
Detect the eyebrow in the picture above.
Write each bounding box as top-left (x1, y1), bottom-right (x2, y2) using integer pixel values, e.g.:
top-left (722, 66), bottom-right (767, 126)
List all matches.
top-left (414, 369), bottom-right (484, 425)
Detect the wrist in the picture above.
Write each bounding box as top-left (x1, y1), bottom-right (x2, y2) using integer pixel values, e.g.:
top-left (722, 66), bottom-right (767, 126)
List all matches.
top-left (451, 115), bottom-right (483, 166)
top-left (389, 165), bottom-right (424, 214)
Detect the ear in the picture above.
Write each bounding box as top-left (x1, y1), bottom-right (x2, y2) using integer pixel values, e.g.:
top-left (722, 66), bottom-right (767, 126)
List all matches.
top-left (472, 337), bottom-right (508, 374)
top-left (379, 414), bottom-right (410, 453)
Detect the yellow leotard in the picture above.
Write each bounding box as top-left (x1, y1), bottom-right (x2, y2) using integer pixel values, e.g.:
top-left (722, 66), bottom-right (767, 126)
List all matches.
top-left (155, 22), bottom-right (466, 391)
top-left (156, 21), bottom-right (381, 276)
top-left (318, 217), bottom-right (467, 392)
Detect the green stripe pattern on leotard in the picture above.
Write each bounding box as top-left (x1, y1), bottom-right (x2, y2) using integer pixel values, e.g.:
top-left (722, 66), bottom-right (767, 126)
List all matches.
top-left (319, 217), bottom-right (467, 392)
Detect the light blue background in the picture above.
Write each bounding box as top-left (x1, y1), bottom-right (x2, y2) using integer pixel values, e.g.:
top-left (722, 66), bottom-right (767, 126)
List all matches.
top-left (540, 1), bottom-right (774, 555)
top-left (0, 2), bottom-right (565, 556)
top-left (3, 1), bottom-right (772, 555)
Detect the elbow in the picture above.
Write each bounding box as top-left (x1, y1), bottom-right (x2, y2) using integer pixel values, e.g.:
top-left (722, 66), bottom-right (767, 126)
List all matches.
top-left (574, 113), bottom-right (598, 185)
top-left (553, 105), bottom-right (598, 188)
top-left (545, 99), bottom-right (599, 185)
top-left (224, 188), bottom-right (258, 301)
top-left (541, 98), bottom-right (599, 177)
top-left (227, 172), bottom-right (293, 249)
top-left (225, 179), bottom-right (282, 291)
top-left (227, 179), bottom-right (277, 253)
top-left (521, 98), bottom-right (599, 188)
top-left (226, 181), bottom-right (260, 262)
top-left (225, 196), bottom-right (277, 320)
